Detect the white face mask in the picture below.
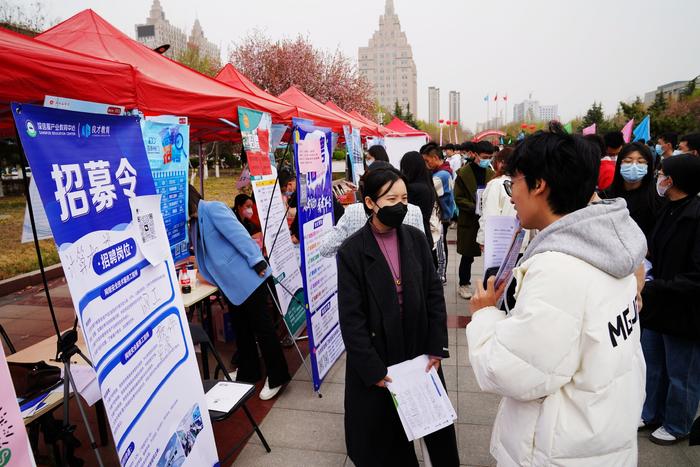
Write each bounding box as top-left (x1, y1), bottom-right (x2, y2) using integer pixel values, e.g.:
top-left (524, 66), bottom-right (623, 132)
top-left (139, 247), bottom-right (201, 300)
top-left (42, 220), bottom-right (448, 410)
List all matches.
top-left (242, 207), bottom-right (254, 219)
top-left (656, 174), bottom-right (671, 197)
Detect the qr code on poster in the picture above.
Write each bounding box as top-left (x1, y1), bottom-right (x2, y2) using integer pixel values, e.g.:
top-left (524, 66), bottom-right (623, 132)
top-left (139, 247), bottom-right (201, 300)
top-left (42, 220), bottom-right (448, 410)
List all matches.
top-left (137, 212), bottom-right (156, 243)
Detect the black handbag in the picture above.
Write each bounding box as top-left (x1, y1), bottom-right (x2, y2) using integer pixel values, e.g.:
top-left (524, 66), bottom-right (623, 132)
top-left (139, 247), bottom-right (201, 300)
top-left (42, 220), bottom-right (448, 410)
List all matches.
top-left (8, 360), bottom-right (61, 400)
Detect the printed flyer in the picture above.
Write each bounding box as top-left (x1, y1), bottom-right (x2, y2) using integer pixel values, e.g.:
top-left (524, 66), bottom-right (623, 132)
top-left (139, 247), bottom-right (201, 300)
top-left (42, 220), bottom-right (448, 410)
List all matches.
top-left (293, 123), bottom-right (345, 391)
top-left (12, 104), bottom-right (218, 467)
top-left (238, 107), bottom-right (306, 336)
top-left (343, 125), bottom-right (364, 187)
top-left (141, 118), bottom-right (190, 264)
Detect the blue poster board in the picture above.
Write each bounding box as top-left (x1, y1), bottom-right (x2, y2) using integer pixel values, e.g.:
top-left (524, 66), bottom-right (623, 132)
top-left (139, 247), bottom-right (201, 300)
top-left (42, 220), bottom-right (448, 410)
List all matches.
top-left (293, 124), bottom-right (345, 391)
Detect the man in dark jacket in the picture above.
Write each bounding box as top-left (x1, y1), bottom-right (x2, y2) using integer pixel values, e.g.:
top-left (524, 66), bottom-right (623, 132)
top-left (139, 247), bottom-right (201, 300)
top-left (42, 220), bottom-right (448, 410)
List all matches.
top-left (454, 141), bottom-right (495, 299)
top-left (640, 155), bottom-right (700, 445)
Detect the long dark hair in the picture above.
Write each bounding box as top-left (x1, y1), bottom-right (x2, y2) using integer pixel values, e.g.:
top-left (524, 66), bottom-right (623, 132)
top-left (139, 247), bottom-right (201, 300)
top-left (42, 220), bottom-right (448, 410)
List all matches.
top-left (400, 151), bottom-right (436, 206)
top-left (609, 142), bottom-right (655, 194)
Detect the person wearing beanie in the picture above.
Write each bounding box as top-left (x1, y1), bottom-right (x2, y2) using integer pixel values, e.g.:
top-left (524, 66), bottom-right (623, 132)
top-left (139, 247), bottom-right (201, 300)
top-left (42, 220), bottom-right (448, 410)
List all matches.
top-left (640, 154), bottom-right (700, 445)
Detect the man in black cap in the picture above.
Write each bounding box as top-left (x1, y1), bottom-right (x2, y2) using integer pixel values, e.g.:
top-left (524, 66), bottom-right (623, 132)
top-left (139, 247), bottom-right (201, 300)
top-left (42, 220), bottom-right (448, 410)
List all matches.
top-left (640, 154), bottom-right (700, 445)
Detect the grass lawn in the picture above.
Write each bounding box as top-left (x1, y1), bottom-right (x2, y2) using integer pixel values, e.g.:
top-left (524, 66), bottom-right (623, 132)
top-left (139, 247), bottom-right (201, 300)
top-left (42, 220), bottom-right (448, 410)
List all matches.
top-left (0, 169), bottom-right (242, 281)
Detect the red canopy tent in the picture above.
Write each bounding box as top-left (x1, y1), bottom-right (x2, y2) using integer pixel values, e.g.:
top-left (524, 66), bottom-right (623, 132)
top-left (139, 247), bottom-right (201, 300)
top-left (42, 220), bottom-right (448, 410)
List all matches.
top-left (0, 26), bottom-right (138, 136)
top-left (348, 110), bottom-right (393, 136)
top-left (35, 10), bottom-right (298, 140)
top-left (214, 64), bottom-right (346, 132)
top-left (324, 101), bottom-right (385, 137)
top-left (384, 116), bottom-right (428, 137)
top-left (278, 86), bottom-right (362, 134)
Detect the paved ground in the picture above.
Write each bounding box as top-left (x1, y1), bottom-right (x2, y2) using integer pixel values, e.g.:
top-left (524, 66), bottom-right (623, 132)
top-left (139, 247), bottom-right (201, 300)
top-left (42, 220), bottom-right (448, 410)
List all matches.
top-left (3, 229), bottom-right (700, 466)
top-left (234, 228), bottom-right (700, 467)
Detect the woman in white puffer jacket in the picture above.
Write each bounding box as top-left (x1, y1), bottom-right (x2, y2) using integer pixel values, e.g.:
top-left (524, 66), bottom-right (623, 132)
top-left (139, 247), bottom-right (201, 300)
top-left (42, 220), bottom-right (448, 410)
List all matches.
top-left (467, 127), bottom-right (647, 466)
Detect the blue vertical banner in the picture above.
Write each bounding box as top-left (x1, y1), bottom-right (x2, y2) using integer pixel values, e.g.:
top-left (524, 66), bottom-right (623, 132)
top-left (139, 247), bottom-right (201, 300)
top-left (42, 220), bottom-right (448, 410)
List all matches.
top-left (141, 118), bottom-right (190, 264)
top-left (293, 124), bottom-right (345, 391)
top-left (343, 125), bottom-right (364, 186)
top-left (12, 104), bottom-right (218, 467)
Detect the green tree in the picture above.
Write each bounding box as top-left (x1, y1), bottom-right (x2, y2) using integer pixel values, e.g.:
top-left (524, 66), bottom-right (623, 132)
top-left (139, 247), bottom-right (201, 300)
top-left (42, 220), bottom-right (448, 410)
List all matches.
top-left (403, 103), bottom-right (418, 129)
top-left (176, 44), bottom-right (220, 77)
top-left (648, 92), bottom-right (667, 117)
top-left (580, 102), bottom-right (605, 131)
top-left (393, 100), bottom-right (404, 120)
top-left (680, 78), bottom-right (697, 100)
top-left (617, 97), bottom-right (645, 123)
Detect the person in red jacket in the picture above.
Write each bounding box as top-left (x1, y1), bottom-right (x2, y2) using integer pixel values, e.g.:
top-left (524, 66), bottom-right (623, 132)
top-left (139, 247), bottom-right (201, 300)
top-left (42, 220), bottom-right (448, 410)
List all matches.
top-left (597, 131), bottom-right (624, 190)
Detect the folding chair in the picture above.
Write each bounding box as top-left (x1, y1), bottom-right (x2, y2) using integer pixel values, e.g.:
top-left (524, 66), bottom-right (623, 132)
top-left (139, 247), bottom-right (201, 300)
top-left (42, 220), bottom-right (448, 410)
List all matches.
top-left (188, 324), bottom-right (271, 461)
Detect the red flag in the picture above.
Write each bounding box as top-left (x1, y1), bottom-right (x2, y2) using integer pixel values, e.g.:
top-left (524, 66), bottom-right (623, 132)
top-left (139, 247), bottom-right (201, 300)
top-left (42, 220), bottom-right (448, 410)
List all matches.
top-left (503, 94), bottom-right (508, 101)
top-left (494, 93), bottom-right (498, 101)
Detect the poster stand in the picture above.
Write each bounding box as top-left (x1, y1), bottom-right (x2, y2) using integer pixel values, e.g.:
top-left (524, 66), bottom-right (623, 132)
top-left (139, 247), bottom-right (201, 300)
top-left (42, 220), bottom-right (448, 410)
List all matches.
top-left (16, 124), bottom-right (105, 466)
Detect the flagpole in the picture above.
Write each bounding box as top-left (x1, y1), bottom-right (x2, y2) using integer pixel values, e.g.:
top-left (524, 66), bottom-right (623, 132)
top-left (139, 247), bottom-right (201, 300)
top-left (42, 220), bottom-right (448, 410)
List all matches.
top-left (486, 98), bottom-right (490, 128)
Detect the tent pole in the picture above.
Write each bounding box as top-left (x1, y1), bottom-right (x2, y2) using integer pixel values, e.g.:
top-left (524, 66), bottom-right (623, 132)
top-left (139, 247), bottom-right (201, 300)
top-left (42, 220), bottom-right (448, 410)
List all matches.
top-left (198, 141), bottom-right (204, 198)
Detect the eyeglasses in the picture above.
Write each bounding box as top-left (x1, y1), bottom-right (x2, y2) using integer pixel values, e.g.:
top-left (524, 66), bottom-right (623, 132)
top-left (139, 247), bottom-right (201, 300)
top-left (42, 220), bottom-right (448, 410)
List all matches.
top-left (503, 176), bottom-right (525, 197)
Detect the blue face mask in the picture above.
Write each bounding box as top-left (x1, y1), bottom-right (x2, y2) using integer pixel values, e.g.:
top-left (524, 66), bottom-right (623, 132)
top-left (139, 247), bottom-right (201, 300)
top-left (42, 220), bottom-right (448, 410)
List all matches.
top-left (620, 163), bottom-right (648, 182)
top-left (655, 144), bottom-right (663, 156)
top-left (478, 159), bottom-right (492, 169)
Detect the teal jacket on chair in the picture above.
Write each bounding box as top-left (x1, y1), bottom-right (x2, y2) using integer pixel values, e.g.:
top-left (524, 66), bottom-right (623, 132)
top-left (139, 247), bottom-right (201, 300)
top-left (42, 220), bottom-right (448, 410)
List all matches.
top-left (194, 200), bottom-right (270, 305)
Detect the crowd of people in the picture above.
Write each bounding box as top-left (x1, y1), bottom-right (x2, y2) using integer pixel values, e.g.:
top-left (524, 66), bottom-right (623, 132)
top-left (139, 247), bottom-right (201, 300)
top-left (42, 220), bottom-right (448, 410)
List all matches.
top-left (187, 124), bottom-right (700, 466)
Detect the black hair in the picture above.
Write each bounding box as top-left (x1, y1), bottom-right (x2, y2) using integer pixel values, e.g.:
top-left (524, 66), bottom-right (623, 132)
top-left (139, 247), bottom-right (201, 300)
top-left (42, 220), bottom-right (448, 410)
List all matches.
top-left (234, 193), bottom-right (252, 209)
top-left (278, 168), bottom-right (296, 190)
top-left (461, 141), bottom-right (477, 153)
top-left (188, 184), bottom-right (203, 219)
top-left (240, 148), bottom-right (248, 165)
top-left (583, 134), bottom-right (606, 160)
top-left (658, 132), bottom-right (678, 148)
top-left (442, 143), bottom-right (456, 151)
top-left (400, 151), bottom-right (436, 204)
top-left (680, 132), bottom-right (700, 152)
top-left (609, 142), bottom-right (655, 193)
top-left (368, 145), bottom-right (390, 162)
top-left (419, 142), bottom-right (443, 159)
top-left (603, 131), bottom-right (624, 149)
top-left (475, 140), bottom-right (495, 155)
top-left (505, 122), bottom-right (600, 215)
top-left (360, 165), bottom-right (407, 214)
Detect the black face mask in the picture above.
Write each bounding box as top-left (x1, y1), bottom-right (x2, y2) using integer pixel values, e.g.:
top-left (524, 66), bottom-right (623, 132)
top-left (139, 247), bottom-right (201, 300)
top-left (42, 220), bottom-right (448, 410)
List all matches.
top-left (375, 202), bottom-right (408, 228)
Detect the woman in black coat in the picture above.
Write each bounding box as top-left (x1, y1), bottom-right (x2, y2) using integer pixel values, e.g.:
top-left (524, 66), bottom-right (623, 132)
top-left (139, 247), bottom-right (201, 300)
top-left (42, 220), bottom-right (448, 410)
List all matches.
top-left (400, 151), bottom-right (437, 252)
top-left (640, 155), bottom-right (700, 445)
top-left (337, 166), bottom-right (459, 466)
top-left (599, 142), bottom-right (664, 246)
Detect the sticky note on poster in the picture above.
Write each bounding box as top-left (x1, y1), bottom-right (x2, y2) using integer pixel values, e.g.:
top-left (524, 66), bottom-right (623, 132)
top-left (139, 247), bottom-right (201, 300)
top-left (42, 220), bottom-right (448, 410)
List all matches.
top-left (298, 138), bottom-right (323, 174)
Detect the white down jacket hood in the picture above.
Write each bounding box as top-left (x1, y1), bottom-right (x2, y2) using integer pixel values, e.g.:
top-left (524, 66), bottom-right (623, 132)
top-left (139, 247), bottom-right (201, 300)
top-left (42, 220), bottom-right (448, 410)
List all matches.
top-left (467, 199), bottom-right (647, 467)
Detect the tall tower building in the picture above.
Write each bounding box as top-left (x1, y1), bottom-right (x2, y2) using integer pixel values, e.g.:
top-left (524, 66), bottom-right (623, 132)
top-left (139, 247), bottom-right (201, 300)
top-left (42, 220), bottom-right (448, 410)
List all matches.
top-left (449, 91), bottom-right (460, 123)
top-left (358, 0), bottom-right (418, 119)
top-left (188, 18), bottom-right (221, 64)
top-left (136, 1), bottom-right (220, 64)
top-left (135, 0), bottom-right (187, 59)
top-left (428, 87), bottom-right (440, 125)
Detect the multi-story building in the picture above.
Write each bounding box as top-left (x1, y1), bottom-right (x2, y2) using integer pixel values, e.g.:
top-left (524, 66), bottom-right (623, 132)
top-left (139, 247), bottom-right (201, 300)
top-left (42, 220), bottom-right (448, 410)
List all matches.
top-left (136, 0), bottom-right (220, 64)
top-left (644, 78), bottom-right (699, 106)
top-left (513, 99), bottom-right (559, 122)
top-left (449, 91), bottom-right (460, 124)
top-left (539, 104), bottom-right (559, 122)
top-left (358, 0), bottom-right (418, 117)
top-left (188, 18), bottom-right (220, 65)
top-left (429, 87), bottom-right (440, 125)
top-left (476, 116), bottom-right (505, 133)
top-left (135, 0), bottom-right (187, 59)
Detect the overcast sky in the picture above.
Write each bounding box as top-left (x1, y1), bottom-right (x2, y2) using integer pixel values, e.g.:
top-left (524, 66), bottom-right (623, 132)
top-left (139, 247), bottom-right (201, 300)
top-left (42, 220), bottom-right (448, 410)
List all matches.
top-left (34, 0), bottom-right (700, 130)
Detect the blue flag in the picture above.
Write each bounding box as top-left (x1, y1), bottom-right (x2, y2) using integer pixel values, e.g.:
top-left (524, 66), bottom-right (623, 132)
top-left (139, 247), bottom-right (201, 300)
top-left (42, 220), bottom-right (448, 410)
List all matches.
top-left (483, 95), bottom-right (489, 102)
top-left (633, 115), bottom-right (651, 143)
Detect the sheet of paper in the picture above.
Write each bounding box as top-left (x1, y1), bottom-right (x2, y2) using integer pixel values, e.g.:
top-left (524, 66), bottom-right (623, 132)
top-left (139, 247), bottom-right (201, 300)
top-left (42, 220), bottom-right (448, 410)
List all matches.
top-left (68, 364), bottom-right (102, 406)
top-left (386, 355), bottom-right (457, 441)
top-left (297, 138), bottom-right (323, 174)
top-left (204, 381), bottom-right (251, 413)
top-left (483, 216), bottom-right (519, 274)
top-left (475, 188), bottom-right (485, 216)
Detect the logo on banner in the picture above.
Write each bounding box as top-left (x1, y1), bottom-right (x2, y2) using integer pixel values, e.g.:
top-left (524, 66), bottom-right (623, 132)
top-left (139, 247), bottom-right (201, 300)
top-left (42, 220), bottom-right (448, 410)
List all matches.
top-left (79, 123), bottom-right (91, 138)
top-left (25, 120), bottom-right (37, 138)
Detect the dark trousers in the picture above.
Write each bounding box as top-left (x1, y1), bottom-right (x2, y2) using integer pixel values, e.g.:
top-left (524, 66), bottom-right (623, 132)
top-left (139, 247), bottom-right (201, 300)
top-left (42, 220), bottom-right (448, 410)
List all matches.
top-left (442, 222), bottom-right (449, 270)
top-left (228, 280), bottom-right (291, 389)
top-left (458, 255), bottom-right (474, 286)
top-left (642, 329), bottom-right (700, 437)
